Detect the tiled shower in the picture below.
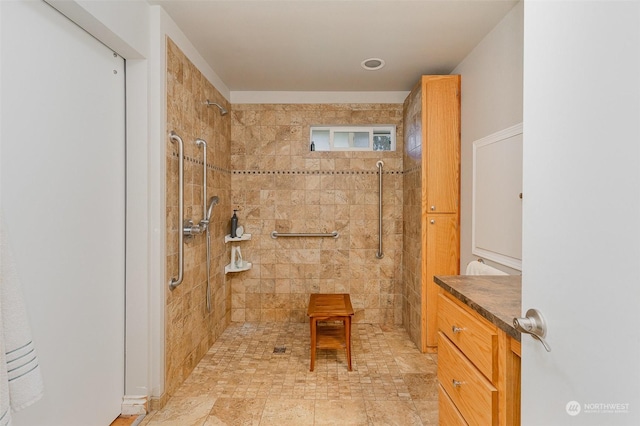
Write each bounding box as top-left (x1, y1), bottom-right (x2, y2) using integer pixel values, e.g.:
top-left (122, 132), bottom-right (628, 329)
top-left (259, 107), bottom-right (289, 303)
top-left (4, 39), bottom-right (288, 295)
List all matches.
top-left (165, 38), bottom-right (422, 400)
top-left (228, 103), bottom-right (403, 324)
top-left (165, 39), bottom-right (232, 398)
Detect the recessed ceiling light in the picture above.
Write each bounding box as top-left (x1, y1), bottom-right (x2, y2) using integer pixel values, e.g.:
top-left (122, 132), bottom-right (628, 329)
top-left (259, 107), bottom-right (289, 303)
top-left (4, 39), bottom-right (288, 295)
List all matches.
top-left (361, 58), bottom-right (385, 71)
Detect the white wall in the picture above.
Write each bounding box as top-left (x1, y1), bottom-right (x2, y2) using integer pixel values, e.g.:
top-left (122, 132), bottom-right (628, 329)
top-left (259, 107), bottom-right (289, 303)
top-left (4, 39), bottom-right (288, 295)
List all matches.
top-left (452, 1), bottom-right (523, 274)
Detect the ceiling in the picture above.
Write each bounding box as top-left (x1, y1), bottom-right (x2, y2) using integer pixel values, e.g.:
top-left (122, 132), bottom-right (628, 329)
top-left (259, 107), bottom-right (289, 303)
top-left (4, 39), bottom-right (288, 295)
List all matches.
top-left (149, 0), bottom-right (518, 92)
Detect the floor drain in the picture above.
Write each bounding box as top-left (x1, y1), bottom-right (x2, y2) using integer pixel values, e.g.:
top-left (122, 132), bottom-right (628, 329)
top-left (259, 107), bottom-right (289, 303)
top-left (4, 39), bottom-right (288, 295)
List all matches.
top-left (273, 346), bottom-right (286, 354)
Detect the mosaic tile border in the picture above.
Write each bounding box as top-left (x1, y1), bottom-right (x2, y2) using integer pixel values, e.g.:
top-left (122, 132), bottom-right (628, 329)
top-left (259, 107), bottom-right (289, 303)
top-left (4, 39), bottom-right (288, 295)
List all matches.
top-left (233, 169), bottom-right (403, 175)
top-left (171, 153), bottom-right (409, 175)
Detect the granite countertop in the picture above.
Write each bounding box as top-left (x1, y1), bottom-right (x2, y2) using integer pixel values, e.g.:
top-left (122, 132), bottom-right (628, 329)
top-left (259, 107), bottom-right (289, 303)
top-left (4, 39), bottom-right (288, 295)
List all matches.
top-left (434, 275), bottom-right (522, 341)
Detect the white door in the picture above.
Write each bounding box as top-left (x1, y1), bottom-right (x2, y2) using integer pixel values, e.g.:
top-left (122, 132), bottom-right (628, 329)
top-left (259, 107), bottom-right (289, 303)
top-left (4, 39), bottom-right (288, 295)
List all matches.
top-left (1, 1), bottom-right (125, 425)
top-left (522, 1), bottom-right (640, 425)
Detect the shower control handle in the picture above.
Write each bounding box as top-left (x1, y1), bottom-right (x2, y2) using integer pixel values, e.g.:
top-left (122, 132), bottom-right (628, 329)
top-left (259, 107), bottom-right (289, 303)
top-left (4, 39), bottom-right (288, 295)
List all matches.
top-left (514, 308), bottom-right (551, 352)
top-left (183, 220), bottom-right (204, 237)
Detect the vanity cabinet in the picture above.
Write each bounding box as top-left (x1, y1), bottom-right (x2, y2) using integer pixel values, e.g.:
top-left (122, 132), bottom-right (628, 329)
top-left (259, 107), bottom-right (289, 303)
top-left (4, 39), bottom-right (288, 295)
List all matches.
top-left (437, 290), bottom-right (521, 425)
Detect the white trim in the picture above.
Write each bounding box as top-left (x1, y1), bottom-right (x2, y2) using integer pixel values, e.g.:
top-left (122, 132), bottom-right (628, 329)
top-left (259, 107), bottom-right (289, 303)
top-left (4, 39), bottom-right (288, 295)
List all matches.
top-left (472, 122), bottom-right (523, 271)
top-left (121, 395), bottom-right (148, 416)
top-left (149, 5), bottom-right (166, 399)
top-left (230, 91), bottom-right (409, 104)
top-left (44, 0), bottom-right (156, 403)
top-left (155, 6), bottom-right (229, 101)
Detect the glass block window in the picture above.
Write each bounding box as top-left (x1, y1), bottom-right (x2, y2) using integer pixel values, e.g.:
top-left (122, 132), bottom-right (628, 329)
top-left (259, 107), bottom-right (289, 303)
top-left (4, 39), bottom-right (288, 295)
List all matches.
top-left (310, 126), bottom-right (396, 151)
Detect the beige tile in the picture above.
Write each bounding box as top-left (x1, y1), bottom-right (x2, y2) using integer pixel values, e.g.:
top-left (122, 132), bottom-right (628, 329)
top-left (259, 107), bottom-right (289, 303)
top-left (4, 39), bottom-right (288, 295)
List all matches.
top-left (364, 400), bottom-right (423, 426)
top-left (403, 373), bottom-right (439, 400)
top-left (156, 286), bottom-right (437, 421)
top-left (204, 397), bottom-right (266, 426)
top-left (314, 399), bottom-right (368, 425)
top-left (144, 396), bottom-right (215, 426)
top-left (413, 400), bottom-right (439, 425)
top-left (394, 353), bottom-right (437, 374)
top-left (259, 398), bottom-right (315, 425)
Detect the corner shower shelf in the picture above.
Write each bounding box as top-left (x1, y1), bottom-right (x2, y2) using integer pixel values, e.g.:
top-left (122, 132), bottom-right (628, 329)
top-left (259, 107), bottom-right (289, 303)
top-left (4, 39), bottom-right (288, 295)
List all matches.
top-left (224, 233), bottom-right (252, 243)
top-left (225, 233), bottom-right (252, 274)
top-left (225, 262), bottom-right (252, 274)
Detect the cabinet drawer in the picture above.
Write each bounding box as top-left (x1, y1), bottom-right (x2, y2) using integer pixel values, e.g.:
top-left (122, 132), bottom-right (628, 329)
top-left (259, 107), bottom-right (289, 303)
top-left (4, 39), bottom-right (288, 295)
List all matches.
top-left (438, 293), bottom-right (497, 382)
top-left (439, 384), bottom-right (468, 426)
top-left (438, 332), bottom-right (498, 426)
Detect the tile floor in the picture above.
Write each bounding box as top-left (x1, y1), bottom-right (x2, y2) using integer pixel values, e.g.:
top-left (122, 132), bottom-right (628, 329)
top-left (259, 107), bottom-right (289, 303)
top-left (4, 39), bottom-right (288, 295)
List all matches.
top-left (140, 322), bottom-right (439, 425)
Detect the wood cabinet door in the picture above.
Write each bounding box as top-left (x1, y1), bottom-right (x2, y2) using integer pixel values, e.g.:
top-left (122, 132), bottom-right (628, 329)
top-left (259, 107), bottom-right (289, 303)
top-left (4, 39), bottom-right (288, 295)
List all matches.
top-left (422, 75), bottom-right (460, 214)
top-left (422, 213), bottom-right (460, 349)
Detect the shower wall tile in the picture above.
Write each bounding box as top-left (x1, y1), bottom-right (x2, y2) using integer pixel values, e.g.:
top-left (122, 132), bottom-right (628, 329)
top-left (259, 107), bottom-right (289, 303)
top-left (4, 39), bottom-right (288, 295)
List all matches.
top-left (402, 84), bottom-right (423, 349)
top-left (229, 103), bottom-right (404, 325)
top-left (165, 38), bottom-right (232, 398)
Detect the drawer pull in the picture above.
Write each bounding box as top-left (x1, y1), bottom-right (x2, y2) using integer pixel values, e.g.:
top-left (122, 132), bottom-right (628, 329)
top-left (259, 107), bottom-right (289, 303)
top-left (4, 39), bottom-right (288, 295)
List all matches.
top-left (452, 379), bottom-right (465, 388)
top-left (452, 325), bottom-right (465, 334)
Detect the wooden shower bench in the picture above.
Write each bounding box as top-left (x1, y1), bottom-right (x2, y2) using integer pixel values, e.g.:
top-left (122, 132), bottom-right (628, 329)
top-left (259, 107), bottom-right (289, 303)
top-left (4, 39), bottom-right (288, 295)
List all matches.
top-left (307, 293), bottom-right (354, 371)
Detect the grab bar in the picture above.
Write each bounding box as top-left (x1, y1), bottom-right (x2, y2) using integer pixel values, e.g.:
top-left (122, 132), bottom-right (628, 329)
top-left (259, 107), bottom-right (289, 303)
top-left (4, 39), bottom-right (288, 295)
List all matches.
top-left (195, 138), bottom-right (207, 226)
top-left (169, 131), bottom-right (184, 290)
top-left (271, 231), bottom-right (339, 239)
top-left (376, 160), bottom-right (384, 259)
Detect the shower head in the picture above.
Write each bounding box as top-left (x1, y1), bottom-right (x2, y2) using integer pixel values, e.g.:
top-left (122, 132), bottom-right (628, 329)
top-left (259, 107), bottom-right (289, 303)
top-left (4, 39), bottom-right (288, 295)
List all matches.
top-left (206, 196), bottom-right (220, 222)
top-left (204, 100), bottom-right (228, 116)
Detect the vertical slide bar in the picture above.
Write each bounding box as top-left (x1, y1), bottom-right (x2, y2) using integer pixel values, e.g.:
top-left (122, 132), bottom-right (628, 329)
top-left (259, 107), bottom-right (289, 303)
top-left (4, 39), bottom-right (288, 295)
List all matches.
top-left (195, 139), bottom-right (207, 222)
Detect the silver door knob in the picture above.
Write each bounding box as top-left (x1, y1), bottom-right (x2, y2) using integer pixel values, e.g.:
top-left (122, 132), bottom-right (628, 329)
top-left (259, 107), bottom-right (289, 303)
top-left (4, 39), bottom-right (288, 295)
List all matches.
top-left (514, 308), bottom-right (551, 352)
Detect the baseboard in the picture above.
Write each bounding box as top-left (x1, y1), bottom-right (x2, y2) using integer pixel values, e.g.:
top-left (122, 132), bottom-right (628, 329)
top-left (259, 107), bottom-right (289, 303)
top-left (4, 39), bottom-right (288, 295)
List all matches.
top-left (149, 392), bottom-right (169, 412)
top-left (121, 395), bottom-right (148, 415)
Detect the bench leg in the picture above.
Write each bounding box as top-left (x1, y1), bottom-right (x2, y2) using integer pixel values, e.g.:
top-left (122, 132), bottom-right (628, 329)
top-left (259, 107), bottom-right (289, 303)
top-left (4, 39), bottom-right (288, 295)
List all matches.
top-left (345, 316), bottom-right (352, 371)
top-left (310, 318), bottom-right (316, 372)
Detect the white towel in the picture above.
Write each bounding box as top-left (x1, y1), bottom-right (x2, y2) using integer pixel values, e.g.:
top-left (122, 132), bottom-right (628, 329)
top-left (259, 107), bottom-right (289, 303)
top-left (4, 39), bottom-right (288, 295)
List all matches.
top-left (465, 260), bottom-right (508, 275)
top-left (1, 219), bottom-right (44, 425)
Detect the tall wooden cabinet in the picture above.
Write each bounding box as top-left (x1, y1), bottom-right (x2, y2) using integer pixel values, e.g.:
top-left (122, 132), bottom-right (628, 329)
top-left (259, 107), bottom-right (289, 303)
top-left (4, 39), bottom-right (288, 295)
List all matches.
top-left (405, 75), bottom-right (461, 353)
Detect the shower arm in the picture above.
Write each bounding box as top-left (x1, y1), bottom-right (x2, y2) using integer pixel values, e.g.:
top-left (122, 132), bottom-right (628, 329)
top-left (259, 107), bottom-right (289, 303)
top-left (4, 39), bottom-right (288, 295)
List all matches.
top-left (204, 100), bottom-right (228, 116)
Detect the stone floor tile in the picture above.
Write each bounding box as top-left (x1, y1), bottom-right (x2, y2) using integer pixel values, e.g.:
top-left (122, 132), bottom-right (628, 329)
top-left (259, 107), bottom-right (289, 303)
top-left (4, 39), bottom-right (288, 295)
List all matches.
top-left (144, 396), bottom-right (215, 426)
top-left (364, 399), bottom-right (423, 425)
top-left (314, 399), bottom-right (368, 425)
top-left (146, 322), bottom-right (440, 425)
top-left (414, 399), bottom-right (440, 425)
top-left (203, 397), bottom-right (266, 426)
top-left (259, 398), bottom-right (315, 425)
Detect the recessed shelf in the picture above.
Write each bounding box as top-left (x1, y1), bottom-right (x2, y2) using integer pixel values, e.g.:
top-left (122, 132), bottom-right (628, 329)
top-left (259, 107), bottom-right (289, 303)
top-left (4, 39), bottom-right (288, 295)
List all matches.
top-left (224, 262), bottom-right (252, 274)
top-left (224, 233), bottom-right (252, 243)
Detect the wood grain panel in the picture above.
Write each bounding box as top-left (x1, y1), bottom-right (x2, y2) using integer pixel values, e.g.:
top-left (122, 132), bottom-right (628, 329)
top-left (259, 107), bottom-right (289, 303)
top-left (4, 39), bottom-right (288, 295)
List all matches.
top-left (422, 75), bottom-right (461, 214)
top-left (438, 332), bottom-right (498, 426)
top-left (439, 385), bottom-right (469, 426)
top-left (438, 293), bottom-right (498, 382)
top-left (423, 214), bottom-right (460, 349)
